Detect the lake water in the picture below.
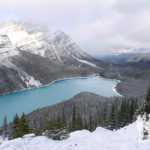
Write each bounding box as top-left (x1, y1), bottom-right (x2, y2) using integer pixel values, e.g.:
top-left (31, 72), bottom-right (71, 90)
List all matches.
top-left (0, 75), bottom-right (119, 125)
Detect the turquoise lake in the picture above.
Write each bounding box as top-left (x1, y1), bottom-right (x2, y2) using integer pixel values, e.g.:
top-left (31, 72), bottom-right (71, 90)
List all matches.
top-left (0, 75), bottom-right (119, 125)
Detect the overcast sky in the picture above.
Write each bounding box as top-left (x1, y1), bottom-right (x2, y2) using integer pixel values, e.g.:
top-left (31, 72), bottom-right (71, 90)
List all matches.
top-left (0, 0), bottom-right (150, 56)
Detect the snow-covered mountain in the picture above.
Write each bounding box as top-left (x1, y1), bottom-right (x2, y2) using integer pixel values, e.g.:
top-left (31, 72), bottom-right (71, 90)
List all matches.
top-left (99, 48), bottom-right (150, 67)
top-left (0, 20), bottom-right (98, 66)
top-left (116, 48), bottom-right (150, 63)
top-left (0, 20), bottom-right (101, 95)
top-left (0, 118), bottom-right (149, 150)
top-left (115, 48), bottom-right (150, 55)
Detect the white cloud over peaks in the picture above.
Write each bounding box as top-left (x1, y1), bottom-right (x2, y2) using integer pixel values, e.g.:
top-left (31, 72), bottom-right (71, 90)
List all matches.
top-left (0, 0), bottom-right (150, 55)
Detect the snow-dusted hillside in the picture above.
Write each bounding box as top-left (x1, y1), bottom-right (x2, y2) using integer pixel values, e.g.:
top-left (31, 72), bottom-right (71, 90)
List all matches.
top-left (0, 20), bottom-right (96, 65)
top-left (0, 20), bottom-right (102, 95)
top-left (0, 118), bottom-right (149, 150)
top-left (111, 48), bottom-right (150, 64)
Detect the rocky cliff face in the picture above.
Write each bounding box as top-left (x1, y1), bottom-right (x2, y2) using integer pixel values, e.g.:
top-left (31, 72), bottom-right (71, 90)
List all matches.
top-left (0, 20), bottom-right (102, 95)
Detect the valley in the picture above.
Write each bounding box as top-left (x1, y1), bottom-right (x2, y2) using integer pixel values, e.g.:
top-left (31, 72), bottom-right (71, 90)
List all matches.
top-left (0, 20), bottom-right (149, 149)
top-left (99, 52), bottom-right (150, 102)
top-left (0, 20), bottom-right (148, 102)
top-left (1, 0), bottom-right (150, 149)
top-left (0, 20), bottom-right (105, 95)
top-left (0, 75), bottom-right (119, 125)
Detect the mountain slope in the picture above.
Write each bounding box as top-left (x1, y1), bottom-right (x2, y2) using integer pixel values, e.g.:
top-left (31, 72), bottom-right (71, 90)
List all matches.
top-left (99, 48), bottom-right (150, 68)
top-left (0, 51), bottom-right (97, 95)
top-left (0, 20), bottom-right (103, 95)
top-left (0, 20), bottom-right (101, 67)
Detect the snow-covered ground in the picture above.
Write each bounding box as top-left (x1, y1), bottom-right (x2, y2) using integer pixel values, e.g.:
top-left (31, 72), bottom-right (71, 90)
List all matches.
top-left (0, 118), bottom-right (150, 150)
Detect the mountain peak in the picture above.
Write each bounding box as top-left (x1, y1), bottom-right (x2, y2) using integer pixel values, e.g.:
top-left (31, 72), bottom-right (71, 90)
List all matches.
top-left (0, 20), bottom-right (98, 69)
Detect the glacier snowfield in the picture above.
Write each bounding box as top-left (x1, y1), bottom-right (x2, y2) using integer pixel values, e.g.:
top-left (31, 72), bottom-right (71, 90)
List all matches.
top-left (0, 75), bottom-right (119, 125)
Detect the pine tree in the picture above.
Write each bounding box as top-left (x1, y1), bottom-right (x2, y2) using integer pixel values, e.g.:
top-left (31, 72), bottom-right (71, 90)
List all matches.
top-left (62, 108), bottom-right (66, 125)
top-left (103, 108), bottom-right (107, 128)
top-left (72, 105), bottom-right (77, 131)
top-left (126, 100), bottom-right (131, 125)
top-left (44, 115), bottom-right (70, 140)
top-left (132, 99), bottom-right (138, 122)
top-left (2, 116), bottom-right (8, 139)
top-left (44, 113), bottom-right (49, 129)
top-left (144, 86), bottom-right (150, 120)
top-left (12, 113), bottom-right (30, 138)
top-left (129, 99), bottom-right (137, 123)
top-left (120, 100), bottom-right (128, 127)
top-left (33, 119), bottom-right (37, 131)
top-left (13, 114), bottom-right (20, 138)
top-left (89, 115), bottom-right (93, 131)
top-left (99, 115), bottom-right (104, 127)
top-left (76, 113), bottom-right (83, 130)
top-left (116, 110), bottom-right (121, 129)
top-left (84, 119), bottom-right (88, 130)
top-left (20, 113), bottom-right (30, 136)
top-left (109, 104), bottom-right (116, 130)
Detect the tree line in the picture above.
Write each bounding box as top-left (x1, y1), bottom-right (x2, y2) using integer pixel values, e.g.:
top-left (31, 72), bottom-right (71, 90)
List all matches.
top-left (1, 113), bottom-right (30, 140)
top-left (1, 96), bottom-right (140, 140)
top-left (1, 88), bottom-right (150, 140)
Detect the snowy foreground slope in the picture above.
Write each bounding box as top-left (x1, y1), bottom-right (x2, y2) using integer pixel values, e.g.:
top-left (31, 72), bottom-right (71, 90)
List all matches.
top-left (0, 118), bottom-right (150, 150)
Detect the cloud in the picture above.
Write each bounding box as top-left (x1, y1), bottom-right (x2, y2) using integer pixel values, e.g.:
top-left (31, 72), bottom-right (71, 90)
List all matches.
top-left (0, 0), bottom-right (150, 55)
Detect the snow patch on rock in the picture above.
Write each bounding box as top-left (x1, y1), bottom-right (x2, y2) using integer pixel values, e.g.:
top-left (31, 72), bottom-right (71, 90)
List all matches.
top-left (20, 75), bottom-right (41, 87)
top-left (0, 60), bottom-right (41, 88)
top-left (73, 56), bottom-right (98, 68)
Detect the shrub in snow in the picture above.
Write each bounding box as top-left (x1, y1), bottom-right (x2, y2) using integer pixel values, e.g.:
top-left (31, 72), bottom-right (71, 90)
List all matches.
top-left (43, 114), bottom-right (70, 140)
top-left (44, 128), bottom-right (70, 140)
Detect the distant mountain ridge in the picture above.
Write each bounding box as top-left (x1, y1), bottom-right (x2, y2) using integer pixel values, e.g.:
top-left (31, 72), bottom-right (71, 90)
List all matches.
top-left (98, 48), bottom-right (150, 67)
